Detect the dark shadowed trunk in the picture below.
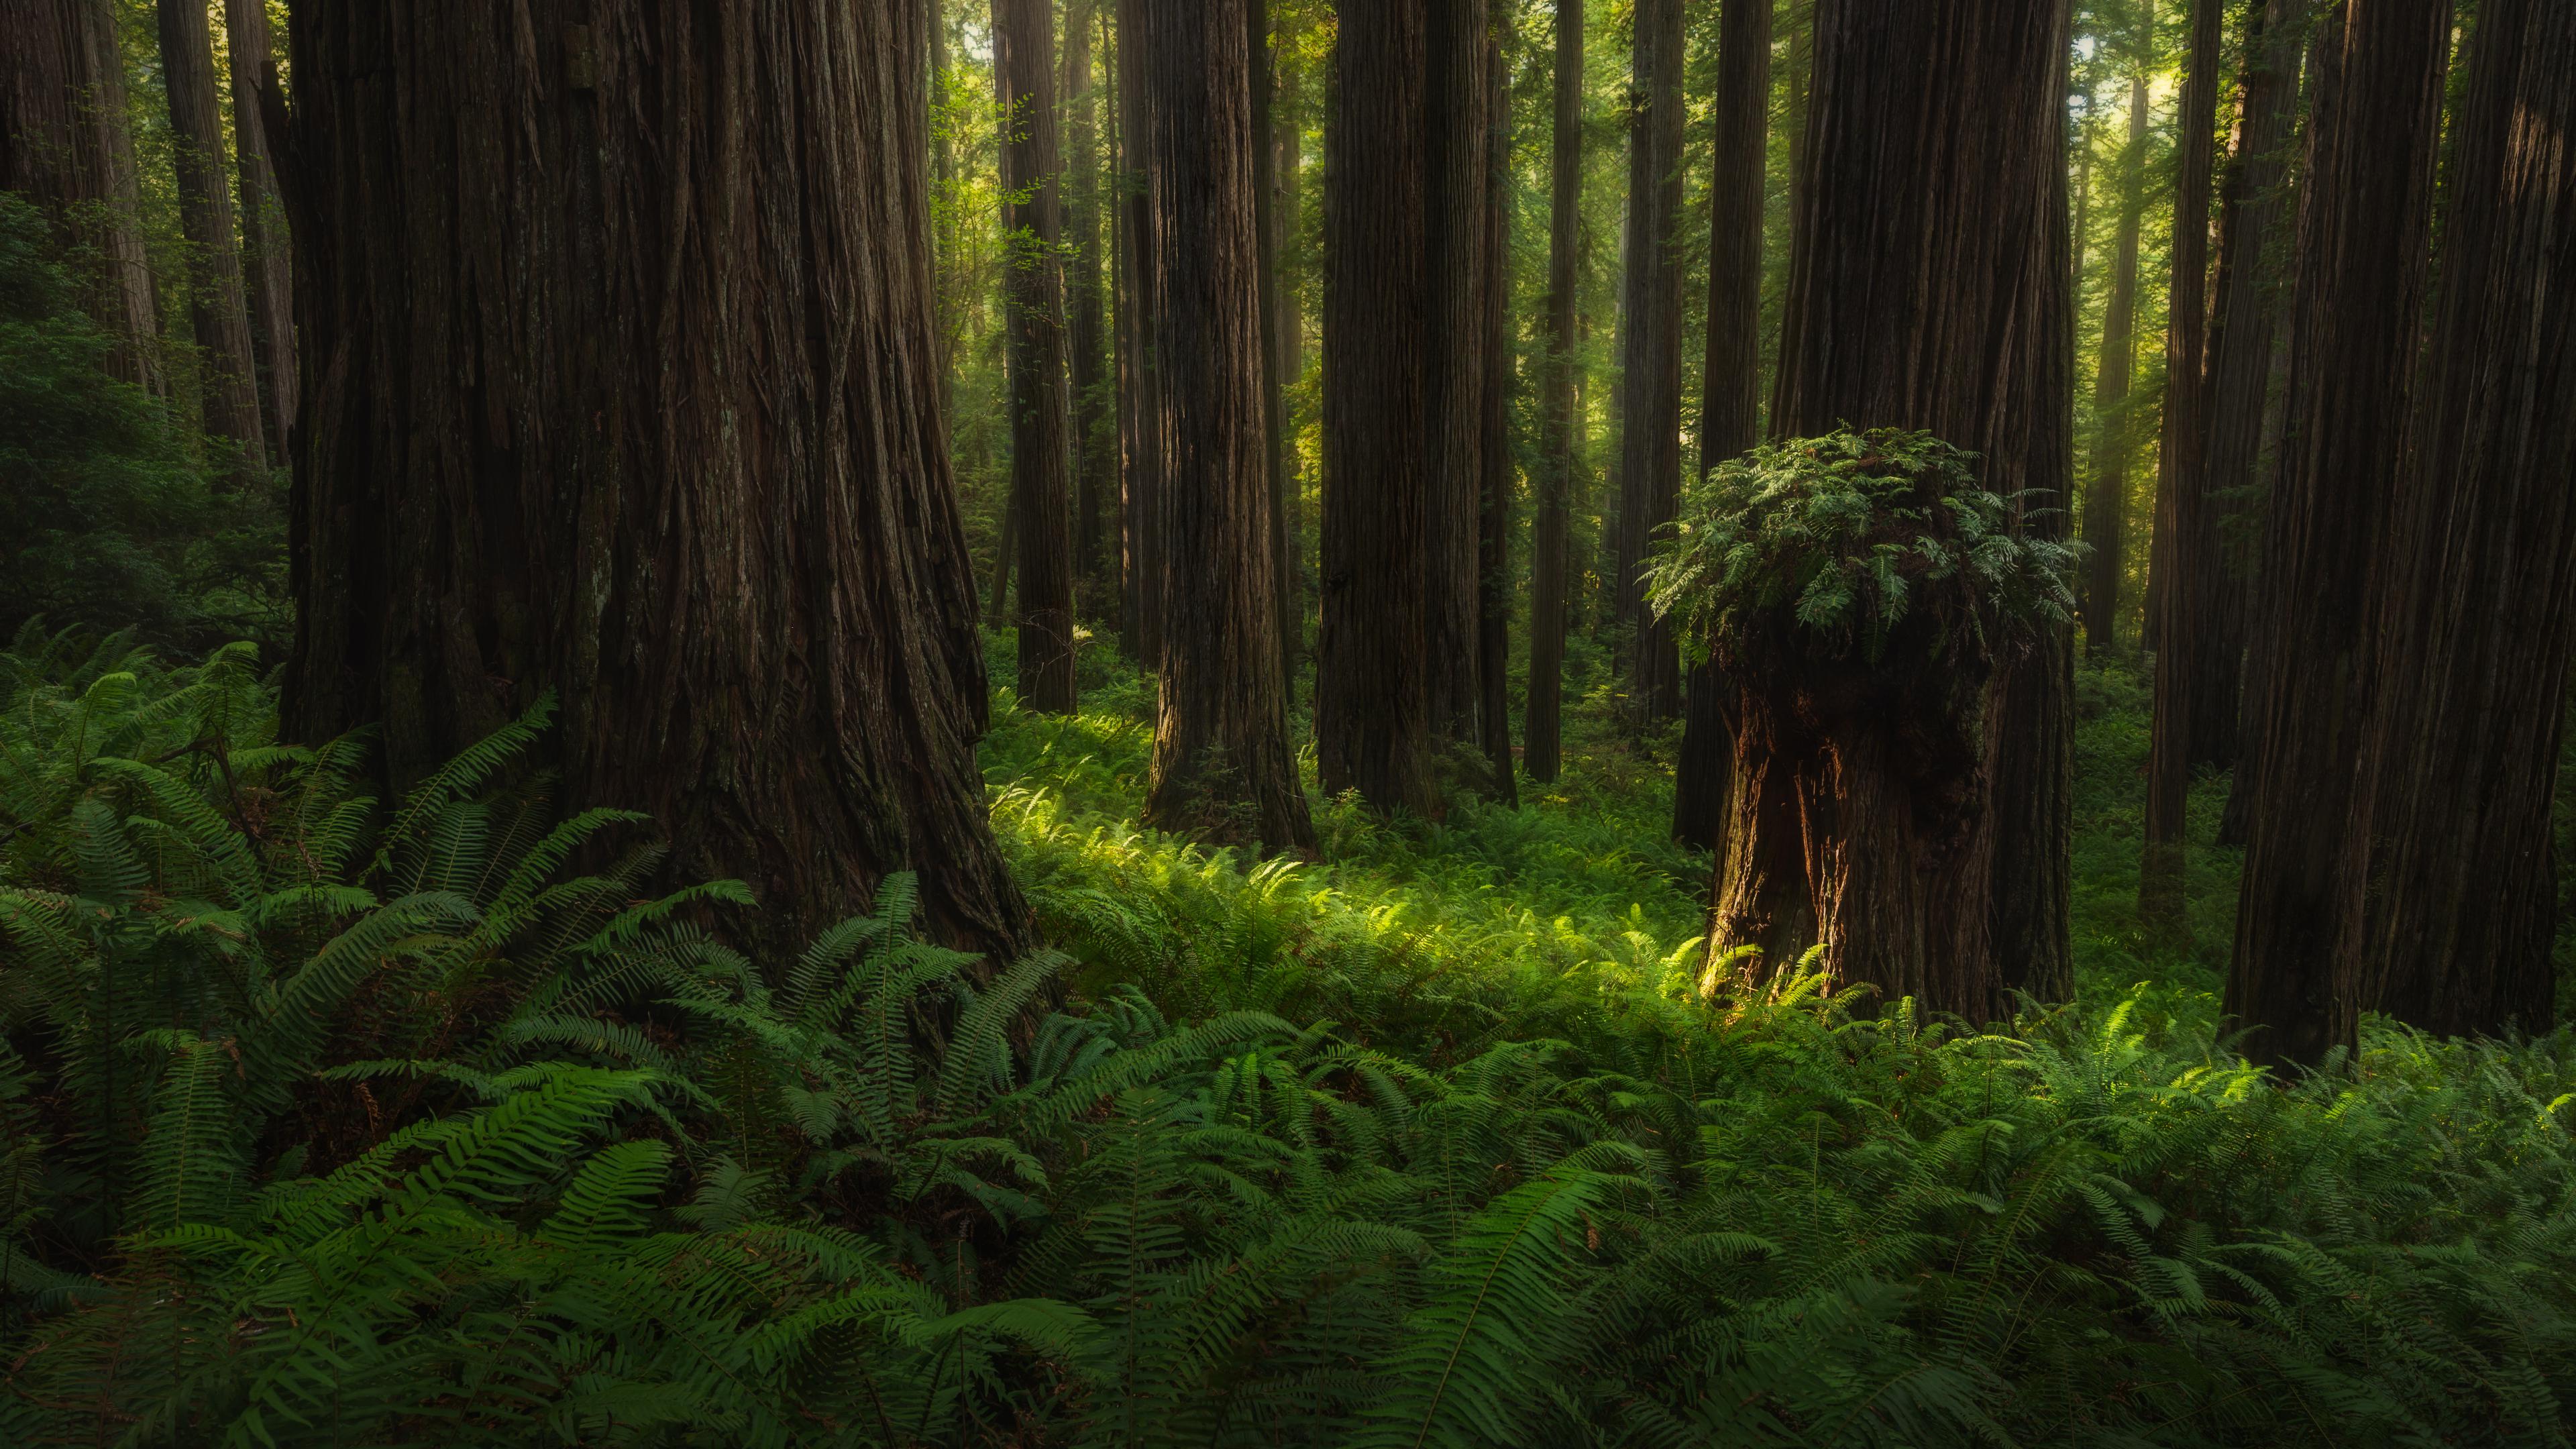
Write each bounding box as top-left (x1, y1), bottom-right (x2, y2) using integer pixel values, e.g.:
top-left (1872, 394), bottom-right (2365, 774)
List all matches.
top-left (2225, 0), bottom-right (2452, 1070)
top-left (1709, 0), bottom-right (2069, 1022)
top-left (1615, 0), bottom-right (1684, 721)
top-left (1067, 1), bottom-right (1114, 612)
top-left (1250, 0), bottom-right (1292, 693)
top-left (1674, 0), bottom-right (1772, 853)
top-left (1523, 0), bottom-right (1582, 786)
top-left (996, 0), bottom-right (1078, 712)
top-left (1476, 36), bottom-right (1516, 807)
top-left (2337, 0), bottom-right (2575, 1040)
top-left (1137, 0), bottom-right (1315, 855)
top-left (0, 0), bottom-right (162, 393)
top-left (1273, 30), bottom-right (1306, 682)
top-left (2080, 65), bottom-right (2149, 656)
top-left (2140, 0), bottom-right (2224, 943)
top-left (224, 0), bottom-right (294, 462)
top-left (156, 0), bottom-right (268, 484)
top-left (1424, 0), bottom-right (1490, 750)
top-left (1116, 0), bottom-right (1165, 666)
top-left (280, 0), bottom-right (1030, 961)
top-left (1317, 0), bottom-right (1436, 816)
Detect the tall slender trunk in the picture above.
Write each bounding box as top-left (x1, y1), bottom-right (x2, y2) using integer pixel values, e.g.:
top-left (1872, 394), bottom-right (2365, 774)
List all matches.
top-left (1476, 35), bottom-right (1517, 806)
top-left (2225, 0), bottom-right (2453, 1071)
top-left (1250, 0), bottom-right (1293, 696)
top-left (156, 0), bottom-right (268, 484)
top-left (223, 0), bottom-right (293, 462)
top-left (1424, 0), bottom-right (1491, 749)
top-left (0, 0), bottom-right (163, 394)
top-left (2337, 0), bottom-right (2575, 1039)
top-left (1273, 34), bottom-right (1305, 682)
top-left (1136, 0), bottom-right (1315, 855)
top-left (282, 0), bottom-right (1030, 959)
top-left (932, 5), bottom-right (959, 421)
top-left (1523, 0), bottom-right (1582, 785)
top-left (1116, 0), bottom-right (1165, 666)
top-left (995, 0), bottom-right (1077, 712)
top-left (1615, 0), bottom-right (1684, 721)
top-left (2140, 0), bottom-right (2224, 943)
top-left (1674, 0), bottom-right (1773, 851)
top-left (1067, 1), bottom-right (1113, 611)
top-left (1317, 0), bottom-right (1436, 816)
top-left (2080, 63), bottom-right (2150, 655)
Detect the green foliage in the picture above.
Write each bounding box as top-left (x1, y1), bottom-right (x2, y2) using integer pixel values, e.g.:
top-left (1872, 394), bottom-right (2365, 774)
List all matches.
top-left (1644, 428), bottom-right (2078, 663)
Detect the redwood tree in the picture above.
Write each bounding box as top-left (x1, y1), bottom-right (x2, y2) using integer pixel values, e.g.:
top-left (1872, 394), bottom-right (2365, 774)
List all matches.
top-left (1475, 36), bottom-right (1516, 806)
top-left (1136, 0), bottom-right (1314, 854)
top-left (1116, 0), bottom-right (1165, 665)
top-left (2079, 58), bottom-right (2150, 656)
top-left (1674, 0), bottom-right (1773, 852)
top-left (995, 0), bottom-right (1078, 712)
top-left (280, 0), bottom-right (1031, 959)
top-left (1317, 0), bottom-right (1436, 816)
top-left (2337, 0), bottom-right (2576, 1039)
top-left (1423, 0), bottom-right (1491, 750)
top-left (224, 0), bottom-right (294, 460)
top-left (1067, 0), bottom-right (1114, 611)
top-left (1522, 0), bottom-right (1582, 785)
top-left (1614, 0), bottom-right (1685, 721)
top-left (2225, 0), bottom-right (2453, 1069)
top-left (155, 0), bottom-right (267, 486)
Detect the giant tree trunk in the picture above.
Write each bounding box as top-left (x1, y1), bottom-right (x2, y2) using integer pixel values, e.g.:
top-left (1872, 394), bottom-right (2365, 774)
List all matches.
top-left (1136, 0), bottom-right (1315, 855)
top-left (2140, 0), bottom-right (2224, 944)
top-left (1423, 0), bottom-right (1491, 750)
top-left (1475, 36), bottom-right (1517, 808)
top-left (2336, 0), bottom-right (2576, 1040)
top-left (1614, 0), bottom-right (1684, 722)
top-left (2192, 0), bottom-right (2308, 772)
top-left (1317, 0), bottom-right (1436, 817)
top-left (156, 0), bottom-right (268, 486)
top-left (996, 0), bottom-right (1078, 712)
top-left (2224, 0), bottom-right (2453, 1070)
top-left (223, 0), bottom-right (293, 462)
top-left (1713, 0), bottom-right (2070, 1022)
top-left (1674, 0), bottom-right (1772, 852)
top-left (2079, 66), bottom-right (2149, 657)
top-left (280, 0), bottom-right (1031, 960)
top-left (1067, 1), bottom-right (1114, 612)
top-left (0, 0), bottom-right (162, 394)
top-left (1522, 0), bottom-right (1582, 786)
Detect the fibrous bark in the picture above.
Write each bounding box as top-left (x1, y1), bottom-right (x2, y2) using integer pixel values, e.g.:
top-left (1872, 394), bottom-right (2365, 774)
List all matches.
top-left (1067, 1), bottom-right (1114, 611)
top-left (1317, 0), bottom-right (1436, 816)
top-left (1522, 0), bottom-right (1582, 786)
top-left (1424, 0), bottom-right (1491, 749)
top-left (1614, 0), bottom-right (1684, 722)
top-left (224, 0), bottom-right (294, 461)
top-left (280, 0), bottom-right (1031, 959)
top-left (995, 0), bottom-right (1078, 712)
top-left (2224, 0), bottom-right (2453, 1070)
top-left (1475, 35), bottom-right (1516, 807)
top-left (2079, 64), bottom-right (2149, 657)
top-left (1674, 0), bottom-right (1772, 852)
top-left (1116, 0), bottom-right (1164, 665)
top-left (2337, 0), bottom-right (2576, 1040)
top-left (1711, 0), bottom-right (2070, 1022)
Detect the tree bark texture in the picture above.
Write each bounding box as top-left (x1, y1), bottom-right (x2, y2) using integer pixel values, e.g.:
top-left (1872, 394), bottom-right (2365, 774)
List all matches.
top-left (1476, 36), bottom-right (1517, 808)
top-left (996, 0), bottom-right (1078, 712)
top-left (279, 0), bottom-right (1031, 961)
top-left (2140, 0), bottom-right (2224, 943)
top-left (2079, 68), bottom-right (2149, 657)
top-left (1136, 0), bottom-right (1314, 856)
top-left (1318, 0), bottom-right (1436, 817)
top-left (1273, 40), bottom-right (1305, 683)
top-left (1116, 0), bottom-right (1164, 667)
top-left (1067, 1), bottom-right (1114, 611)
top-left (0, 0), bottom-right (162, 394)
top-left (1718, 0), bottom-right (2070, 1023)
top-left (1523, 0), bottom-right (1582, 786)
top-left (1423, 0), bottom-right (1491, 750)
top-left (1614, 0), bottom-right (1684, 722)
top-left (2335, 0), bottom-right (2576, 1039)
top-left (1674, 0), bottom-right (1772, 853)
top-left (224, 0), bottom-right (294, 462)
top-left (2224, 0), bottom-right (2453, 1070)
top-left (154, 0), bottom-right (268, 485)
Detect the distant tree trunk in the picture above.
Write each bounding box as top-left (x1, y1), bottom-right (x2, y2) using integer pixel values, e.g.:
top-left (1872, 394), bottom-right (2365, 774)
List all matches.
top-left (1250, 0), bottom-right (1293, 695)
top-left (1317, 0), bottom-right (1436, 816)
top-left (156, 0), bottom-right (268, 484)
top-left (995, 0), bottom-right (1078, 712)
top-left (2080, 65), bottom-right (2149, 656)
top-left (281, 0), bottom-right (1030, 959)
top-left (1476, 36), bottom-right (1517, 807)
top-left (2140, 0), bottom-right (2224, 943)
top-left (1615, 0), bottom-right (1684, 721)
top-left (223, 0), bottom-right (293, 462)
top-left (1274, 33), bottom-right (1305, 681)
top-left (1136, 0), bottom-right (1314, 855)
top-left (1523, 0), bottom-right (1582, 786)
top-left (2193, 0), bottom-right (2308, 774)
top-left (1674, 0), bottom-right (1773, 851)
top-left (2225, 0), bottom-right (2452, 1071)
top-left (987, 496), bottom-right (1017, 627)
top-left (1422, 0), bottom-right (1490, 751)
top-left (932, 6), bottom-right (959, 421)
top-left (1116, 0), bottom-right (1165, 666)
top-left (1714, 0), bottom-right (2070, 1022)
top-left (0, 0), bottom-right (162, 394)
top-left (1067, 1), bottom-right (1114, 612)
top-left (2072, 117), bottom-right (2092, 299)
top-left (1782, 0), bottom-right (1810, 223)
top-left (2337, 0), bottom-right (2575, 1040)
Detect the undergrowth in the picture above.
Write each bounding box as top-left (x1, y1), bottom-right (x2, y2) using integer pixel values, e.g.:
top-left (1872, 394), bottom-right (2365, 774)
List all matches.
top-left (0, 627), bottom-right (2570, 1446)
